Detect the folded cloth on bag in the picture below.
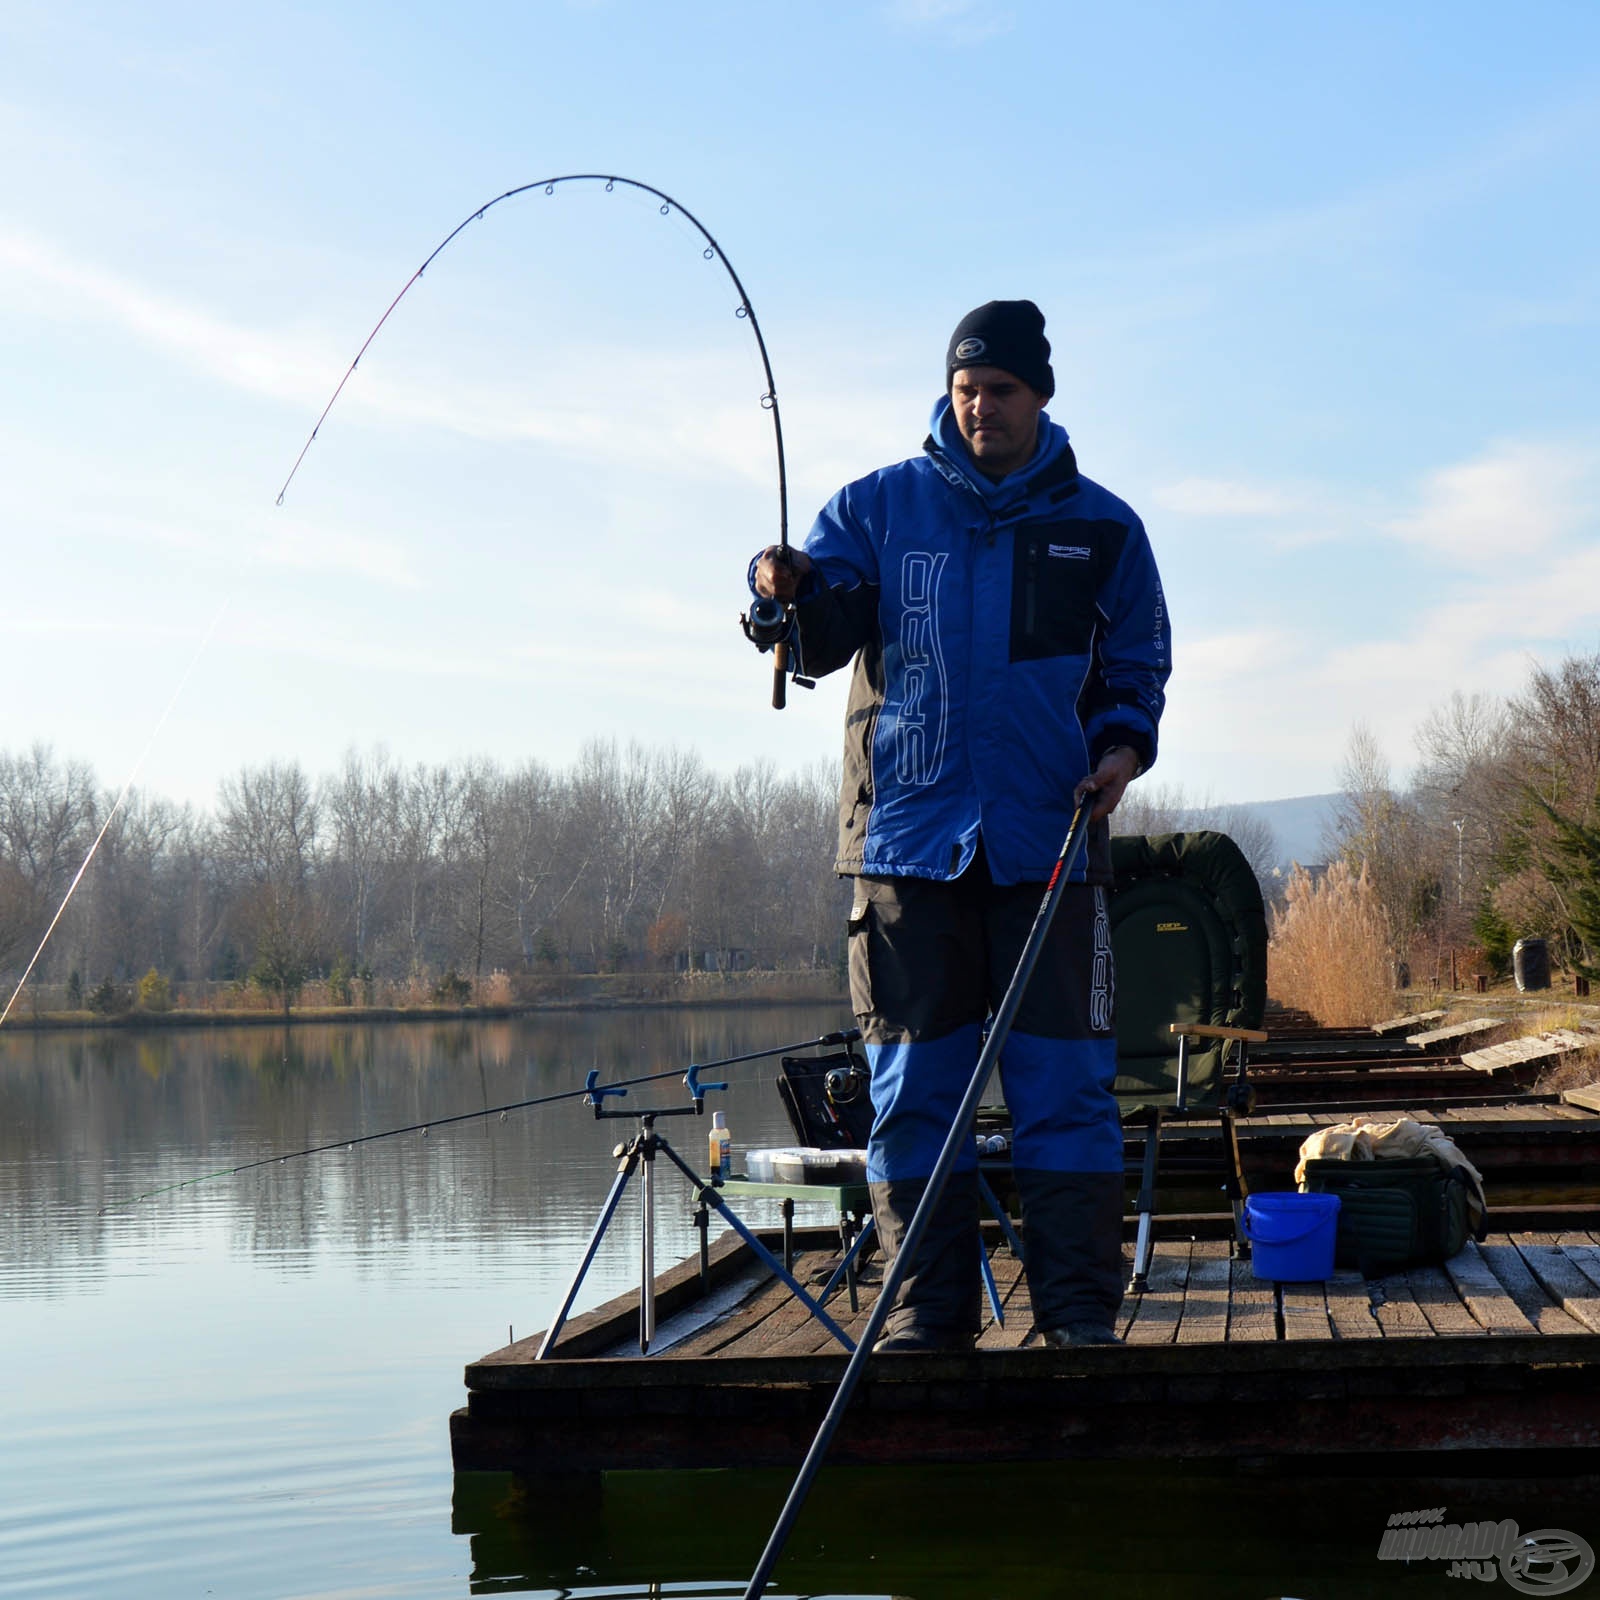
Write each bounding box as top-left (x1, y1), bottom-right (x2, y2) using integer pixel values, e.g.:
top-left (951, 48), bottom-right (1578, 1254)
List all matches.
top-left (1294, 1116), bottom-right (1488, 1233)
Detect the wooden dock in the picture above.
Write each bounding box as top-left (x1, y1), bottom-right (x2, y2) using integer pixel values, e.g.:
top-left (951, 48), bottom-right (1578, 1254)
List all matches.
top-left (452, 1213), bottom-right (1600, 1476)
top-left (1138, 1094), bottom-right (1600, 1184)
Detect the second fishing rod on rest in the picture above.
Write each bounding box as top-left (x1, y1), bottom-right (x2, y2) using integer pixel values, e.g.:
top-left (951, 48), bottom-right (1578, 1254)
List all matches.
top-left (100, 1026), bottom-right (861, 1212)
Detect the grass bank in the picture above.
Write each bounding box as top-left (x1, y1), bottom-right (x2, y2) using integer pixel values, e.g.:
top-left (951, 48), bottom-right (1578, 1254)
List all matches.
top-left (1, 970), bottom-right (849, 1032)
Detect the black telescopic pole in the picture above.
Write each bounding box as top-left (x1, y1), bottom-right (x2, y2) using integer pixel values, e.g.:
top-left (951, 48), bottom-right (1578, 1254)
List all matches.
top-left (740, 802), bottom-right (1094, 1598)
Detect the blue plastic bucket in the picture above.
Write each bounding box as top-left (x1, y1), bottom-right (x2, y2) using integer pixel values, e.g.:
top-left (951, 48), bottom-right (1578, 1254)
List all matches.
top-left (1242, 1191), bottom-right (1341, 1282)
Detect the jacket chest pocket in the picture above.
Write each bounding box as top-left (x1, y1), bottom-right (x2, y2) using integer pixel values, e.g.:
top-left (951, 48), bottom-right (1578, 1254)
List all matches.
top-left (1009, 529), bottom-right (1098, 662)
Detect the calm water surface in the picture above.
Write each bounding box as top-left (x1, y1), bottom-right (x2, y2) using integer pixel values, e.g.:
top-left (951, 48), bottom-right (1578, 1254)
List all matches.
top-left (3, 1008), bottom-right (1594, 1600)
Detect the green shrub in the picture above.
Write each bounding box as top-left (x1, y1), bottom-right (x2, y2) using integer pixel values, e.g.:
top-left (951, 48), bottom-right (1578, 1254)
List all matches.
top-left (328, 956), bottom-right (354, 1006)
top-left (87, 978), bottom-right (128, 1016)
top-left (432, 969), bottom-right (472, 1005)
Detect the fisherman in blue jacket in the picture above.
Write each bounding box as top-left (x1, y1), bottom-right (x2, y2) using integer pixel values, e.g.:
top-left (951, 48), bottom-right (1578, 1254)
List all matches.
top-left (752, 300), bottom-right (1170, 1350)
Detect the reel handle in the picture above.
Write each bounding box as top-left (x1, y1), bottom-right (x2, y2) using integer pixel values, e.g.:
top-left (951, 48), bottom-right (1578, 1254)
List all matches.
top-left (772, 642), bottom-right (789, 709)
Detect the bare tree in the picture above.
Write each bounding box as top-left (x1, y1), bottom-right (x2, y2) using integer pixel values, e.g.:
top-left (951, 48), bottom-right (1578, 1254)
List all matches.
top-left (322, 747), bottom-right (401, 971)
top-left (0, 744), bottom-right (96, 972)
top-left (217, 761), bottom-right (321, 1013)
top-left (1325, 723), bottom-right (1439, 964)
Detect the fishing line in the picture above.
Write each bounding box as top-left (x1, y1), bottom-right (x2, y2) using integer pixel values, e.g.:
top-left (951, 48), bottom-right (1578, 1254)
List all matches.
top-left (0, 602), bottom-right (230, 1030)
top-left (273, 173), bottom-right (797, 707)
top-left (99, 1027), bottom-right (859, 1212)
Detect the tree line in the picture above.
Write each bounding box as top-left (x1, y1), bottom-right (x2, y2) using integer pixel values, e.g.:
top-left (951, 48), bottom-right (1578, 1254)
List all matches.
top-left (0, 741), bottom-right (849, 1013)
top-left (1320, 646), bottom-right (1600, 987)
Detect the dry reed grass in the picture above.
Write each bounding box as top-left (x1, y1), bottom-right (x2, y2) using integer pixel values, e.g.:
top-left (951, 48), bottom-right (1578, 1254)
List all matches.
top-left (1269, 860), bottom-right (1395, 1027)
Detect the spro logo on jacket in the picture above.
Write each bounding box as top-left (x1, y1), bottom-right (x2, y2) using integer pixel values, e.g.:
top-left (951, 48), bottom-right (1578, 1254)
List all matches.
top-left (896, 550), bottom-right (949, 788)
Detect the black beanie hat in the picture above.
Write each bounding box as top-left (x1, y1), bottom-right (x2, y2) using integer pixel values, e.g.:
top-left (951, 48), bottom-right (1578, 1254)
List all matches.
top-left (945, 299), bottom-right (1054, 399)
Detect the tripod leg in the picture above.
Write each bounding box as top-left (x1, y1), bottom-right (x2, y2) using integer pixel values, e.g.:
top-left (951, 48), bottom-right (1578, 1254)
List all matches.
top-left (1221, 1106), bottom-right (1250, 1259)
top-left (1128, 1109), bottom-right (1162, 1295)
top-left (538, 1156), bottom-right (635, 1359)
top-left (641, 1139), bottom-right (656, 1354)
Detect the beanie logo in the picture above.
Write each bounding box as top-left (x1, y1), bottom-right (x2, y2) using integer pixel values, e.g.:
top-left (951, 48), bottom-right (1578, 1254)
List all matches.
top-left (954, 337), bottom-right (987, 362)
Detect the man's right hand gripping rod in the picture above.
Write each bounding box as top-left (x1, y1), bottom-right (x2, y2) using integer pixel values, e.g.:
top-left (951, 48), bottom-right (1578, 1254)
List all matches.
top-left (742, 544), bottom-right (809, 710)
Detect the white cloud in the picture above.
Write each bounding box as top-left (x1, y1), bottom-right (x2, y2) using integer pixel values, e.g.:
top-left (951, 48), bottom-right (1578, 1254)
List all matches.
top-left (74, 507), bottom-right (425, 591)
top-left (1181, 628), bottom-right (1295, 684)
top-left (1153, 477), bottom-right (1300, 517)
top-left (1385, 439), bottom-right (1597, 564)
top-left (0, 225), bottom-right (333, 408)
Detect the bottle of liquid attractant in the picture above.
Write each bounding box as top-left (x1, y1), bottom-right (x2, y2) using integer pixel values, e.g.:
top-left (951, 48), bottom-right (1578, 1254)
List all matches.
top-left (708, 1110), bottom-right (733, 1183)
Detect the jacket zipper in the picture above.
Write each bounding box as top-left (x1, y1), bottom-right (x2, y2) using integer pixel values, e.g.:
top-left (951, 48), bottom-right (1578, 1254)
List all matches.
top-left (1024, 536), bottom-right (1039, 637)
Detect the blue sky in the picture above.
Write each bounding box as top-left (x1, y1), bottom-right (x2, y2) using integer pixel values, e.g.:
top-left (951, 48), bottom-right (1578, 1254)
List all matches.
top-left (3, 0), bottom-right (1598, 807)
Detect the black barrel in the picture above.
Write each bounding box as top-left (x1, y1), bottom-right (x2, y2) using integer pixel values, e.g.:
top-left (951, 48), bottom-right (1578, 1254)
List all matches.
top-left (1513, 937), bottom-right (1551, 992)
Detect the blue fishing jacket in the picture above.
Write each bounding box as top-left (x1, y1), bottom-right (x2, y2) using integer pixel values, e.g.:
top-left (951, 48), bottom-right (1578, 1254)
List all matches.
top-left (773, 397), bottom-right (1170, 886)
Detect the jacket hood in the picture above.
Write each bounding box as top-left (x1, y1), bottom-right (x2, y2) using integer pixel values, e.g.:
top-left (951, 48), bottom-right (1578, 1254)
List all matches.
top-left (926, 394), bottom-right (1074, 504)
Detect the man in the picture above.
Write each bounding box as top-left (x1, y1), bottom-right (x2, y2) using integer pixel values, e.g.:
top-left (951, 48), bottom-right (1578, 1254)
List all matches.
top-left (751, 300), bottom-right (1170, 1350)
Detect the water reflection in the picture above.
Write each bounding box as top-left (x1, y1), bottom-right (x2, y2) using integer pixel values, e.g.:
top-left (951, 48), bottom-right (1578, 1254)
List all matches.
top-left (454, 1461), bottom-right (1600, 1600)
top-left (6, 1010), bottom-right (1599, 1600)
top-left (1, 1007), bottom-right (844, 1300)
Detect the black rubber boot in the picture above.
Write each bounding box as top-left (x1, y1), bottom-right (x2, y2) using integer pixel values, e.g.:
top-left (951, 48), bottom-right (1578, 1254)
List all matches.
top-left (1013, 1169), bottom-right (1125, 1337)
top-left (868, 1171), bottom-right (981, 1350)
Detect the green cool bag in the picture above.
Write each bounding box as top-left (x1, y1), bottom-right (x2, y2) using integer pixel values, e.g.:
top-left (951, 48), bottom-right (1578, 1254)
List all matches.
top-left (1298, 1156), bottom-right (1484, 1276)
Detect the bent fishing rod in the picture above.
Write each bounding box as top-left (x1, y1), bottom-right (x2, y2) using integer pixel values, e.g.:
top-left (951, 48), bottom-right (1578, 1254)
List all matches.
top-left (740, 804), bottom-right (1094, 1599)
top-left (100, 1026), bottom-right (859, 1213)
top-left (275, 173), bottom-right (800, 709)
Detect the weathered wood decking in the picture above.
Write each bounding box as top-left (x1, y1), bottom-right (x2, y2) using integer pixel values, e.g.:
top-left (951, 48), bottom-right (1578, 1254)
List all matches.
top-left (1153, 1096), bottom-right (1600, 1183)
top-left (452, 1215), bottom-right (1600, 1475)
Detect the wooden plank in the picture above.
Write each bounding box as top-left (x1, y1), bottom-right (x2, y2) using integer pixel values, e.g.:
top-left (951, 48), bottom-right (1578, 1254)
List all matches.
top-left (1175, 1239), bottom-right (1231, 1345)
top-left (1511, 1233), bottom-right (1600, 1334)
top-left (1280, 1279), bottom-right (1333, 1341)
top-left (1225, 1255), bottom-right (1279, 1341)
top-left (724, 1252), bottom-right (856, 1356)
top-left (1123, 1241), bottom-right (1191, 1345)
top-left (1407, 1264), bottom-right (1488, 1337)
top-left (1442, 1241), bottom-right (1539, 1336)
top-left (1476, 1241), bottom-right (1587, 1335)
top-left (1408, 1019), bottom-right (1503, 1049)
top-left (1563, 1085), bottom-right (1600, 1114)
top-left (1374, 1009), bottom-right (1447, 1036)
top-left (1552, 1233), bottom-right (1600, 1295)
top-left (1370, 1274), bottom-right (1433, 1338)
top-left (1325, 1270), bottom-right (1383, 1339)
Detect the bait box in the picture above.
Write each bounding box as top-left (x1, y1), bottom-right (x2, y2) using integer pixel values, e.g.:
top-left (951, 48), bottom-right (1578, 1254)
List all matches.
top-left (743, 1147), bottom-right (868, 1186)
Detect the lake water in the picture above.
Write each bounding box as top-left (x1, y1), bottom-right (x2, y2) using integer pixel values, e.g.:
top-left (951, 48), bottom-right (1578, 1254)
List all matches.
top-left (3, 1008), bottom-right (1595, 1600)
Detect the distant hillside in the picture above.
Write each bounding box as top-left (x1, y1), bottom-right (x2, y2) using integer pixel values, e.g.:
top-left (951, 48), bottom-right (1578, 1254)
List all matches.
top-left (1231, 793), bottom-right (1339, 871)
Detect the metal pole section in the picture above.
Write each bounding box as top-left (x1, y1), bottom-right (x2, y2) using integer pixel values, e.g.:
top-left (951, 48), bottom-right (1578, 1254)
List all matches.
top-left (536, 1153), bottom-right (637, 1360)
top-left (641, 1124), bottom-right (657, 1354)
top-left (653, 1141), bottom-right (857, 1351)
top-left (740, 803), bottom-right (1092, 1598)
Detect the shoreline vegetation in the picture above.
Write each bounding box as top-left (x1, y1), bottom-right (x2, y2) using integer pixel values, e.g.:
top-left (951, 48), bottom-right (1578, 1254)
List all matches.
top-left (0, 969), bottom-right (849, 1033)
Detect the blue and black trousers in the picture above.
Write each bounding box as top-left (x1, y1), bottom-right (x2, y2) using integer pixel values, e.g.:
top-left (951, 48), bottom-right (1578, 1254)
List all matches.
top-left (849, 851), bottom-right (1126, 1336)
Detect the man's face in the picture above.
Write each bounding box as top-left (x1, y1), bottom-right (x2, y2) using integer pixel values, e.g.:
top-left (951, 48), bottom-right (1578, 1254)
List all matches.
top-left (950, 365), bottom-right (1046, 480)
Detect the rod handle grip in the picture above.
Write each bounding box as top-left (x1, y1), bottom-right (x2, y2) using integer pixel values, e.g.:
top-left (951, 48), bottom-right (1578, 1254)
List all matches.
top-left (772, 642), bottom-right (789, 709)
